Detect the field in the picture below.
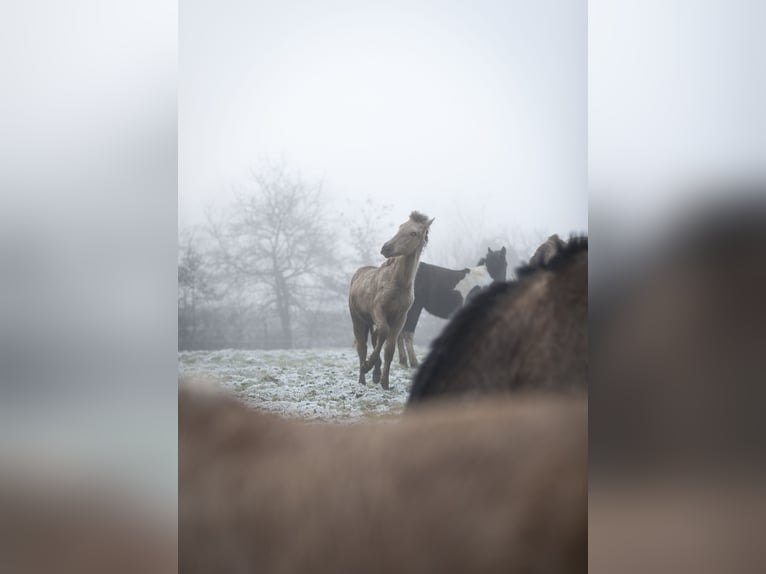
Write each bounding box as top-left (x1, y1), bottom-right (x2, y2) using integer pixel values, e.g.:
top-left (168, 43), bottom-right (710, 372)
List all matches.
top-left (178, 347), bottom-right (429, 422)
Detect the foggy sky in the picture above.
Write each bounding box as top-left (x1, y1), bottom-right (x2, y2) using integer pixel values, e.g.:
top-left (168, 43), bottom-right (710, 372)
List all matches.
top-left (179, 0), bottom-right (587, 246)
top-left (589, 0), bottom-right (766, 255)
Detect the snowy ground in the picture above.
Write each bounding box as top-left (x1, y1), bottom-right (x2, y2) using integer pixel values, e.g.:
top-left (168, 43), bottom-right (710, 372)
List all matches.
top-left (178, 347), bottom-right (429, 422)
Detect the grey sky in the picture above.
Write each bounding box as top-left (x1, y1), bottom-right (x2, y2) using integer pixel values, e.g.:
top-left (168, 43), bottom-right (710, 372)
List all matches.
top-left (589, 0), bottom-right (766, 249)
top-left (180, 0), bottom-right (587, 246)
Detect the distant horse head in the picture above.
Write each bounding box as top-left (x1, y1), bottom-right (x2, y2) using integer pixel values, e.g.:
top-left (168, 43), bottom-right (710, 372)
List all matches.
top-left (479, 246), bottom-right (508, 282)
top-left (380, 211), bottom-right (434, 259)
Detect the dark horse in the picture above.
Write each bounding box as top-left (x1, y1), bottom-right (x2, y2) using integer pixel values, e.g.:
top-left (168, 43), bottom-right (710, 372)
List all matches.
top-left (407, 236), bottom-right (587, 406)
top-left (397, 247), bottom-right (508, 368)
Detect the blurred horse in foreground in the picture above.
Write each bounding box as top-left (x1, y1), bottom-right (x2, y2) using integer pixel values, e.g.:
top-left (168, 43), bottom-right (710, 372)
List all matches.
top-left (0, 477), bottom-right (175, 574)
top-left (590, 196), bottom-right (766, 471)
top-left (588, 194), bottom-right (766, 574)
top-left (179, 384), bottom-right (587, 574)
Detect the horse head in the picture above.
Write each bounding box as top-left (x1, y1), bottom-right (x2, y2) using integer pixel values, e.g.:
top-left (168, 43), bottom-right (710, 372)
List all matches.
top-left (380, 211), bottom-right (434, 258)
top-left (484, 246), bottom-right (508, 281)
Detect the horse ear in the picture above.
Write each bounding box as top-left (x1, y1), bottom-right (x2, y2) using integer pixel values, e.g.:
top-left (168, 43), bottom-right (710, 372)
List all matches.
top-left (427, 217), bottom-right (435, 227)
top-left (501, 246), bottom-right (506, 254)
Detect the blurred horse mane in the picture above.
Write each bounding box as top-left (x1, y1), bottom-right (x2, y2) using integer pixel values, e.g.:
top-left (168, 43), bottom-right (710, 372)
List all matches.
top-left (408, 235), bottom-right (588, 406)
top-left (528, 233), bottom-right (568, 267)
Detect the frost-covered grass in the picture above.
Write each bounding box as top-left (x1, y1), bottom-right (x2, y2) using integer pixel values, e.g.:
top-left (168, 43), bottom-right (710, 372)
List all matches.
top-left (178, 347), bottom-right (428, 422)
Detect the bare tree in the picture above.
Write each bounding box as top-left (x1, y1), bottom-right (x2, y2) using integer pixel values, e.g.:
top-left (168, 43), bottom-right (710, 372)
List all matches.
top-left (501, 226), bottom-right (547, 263)
top-left (206, 163), bottom-right (338, 349)
top-left (343, 196), bottom-right (395, 267)
top-left (178, 227), bottom-right (218, 349)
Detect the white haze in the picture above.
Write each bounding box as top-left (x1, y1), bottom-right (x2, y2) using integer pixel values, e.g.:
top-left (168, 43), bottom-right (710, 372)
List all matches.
top-left (179, 0), bottom-right (587, 257)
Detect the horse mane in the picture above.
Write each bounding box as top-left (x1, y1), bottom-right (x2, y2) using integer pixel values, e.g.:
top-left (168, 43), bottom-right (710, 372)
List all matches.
top-left (408, 234), bottom-right (587, 405)
top-left (477, 257), bottom-right (486, 266)
top-left (409, 211), bottom-right (430, 224)
top-left (408, 280), bottom-right (522, 404)
top-left (518, 235), bottom-right (588, 277)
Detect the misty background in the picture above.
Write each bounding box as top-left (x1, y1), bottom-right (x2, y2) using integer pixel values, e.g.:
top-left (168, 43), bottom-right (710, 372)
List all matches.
top-left (1, 0), bottom-right (763, 555)
top-left (179, 0), bottom-right (587, 350)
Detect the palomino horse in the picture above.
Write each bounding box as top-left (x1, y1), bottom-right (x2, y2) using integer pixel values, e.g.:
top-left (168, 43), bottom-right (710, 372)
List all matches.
top-left (397, 247), bottom-right (508, 368)
top-left (179, 384), bottom-right (587, 574)
top-left (349, 211), bottom-right (434, 389)
top-left (529, 233), bottom-right (567, 267)
top-left (408, 236), bottom-right (587, 406)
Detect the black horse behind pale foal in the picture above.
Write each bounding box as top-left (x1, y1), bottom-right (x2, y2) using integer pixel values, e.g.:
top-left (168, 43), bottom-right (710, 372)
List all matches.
top-left (407, 236), bottom-right (587, 406)
top-left (397, 247), bottom-right (508, 368)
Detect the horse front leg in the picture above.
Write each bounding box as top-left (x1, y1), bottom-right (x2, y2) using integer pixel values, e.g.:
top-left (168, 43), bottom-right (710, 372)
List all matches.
top-left (363, 324), bottom-right (387, 375)
top-left (352, 320), bottom-right (369, 385)
top-left (370, 329), bottom-right (382, 384)
top-left (380, 333), bottom-right (400, 390)
top-left (380, 318), bottom-right (407, 389)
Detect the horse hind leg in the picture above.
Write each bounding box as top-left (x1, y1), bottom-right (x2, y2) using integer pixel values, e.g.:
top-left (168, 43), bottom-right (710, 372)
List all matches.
top-left (353, 321), bottom-right (369, 385)
top-left (404, 331), bottom-right (419, 368)
top-left (363, 324), bottom-right (387, 378)
top-left (397, 333), bottom-right (409, 367)
top-left (369, 329), bottom-right (383, 384)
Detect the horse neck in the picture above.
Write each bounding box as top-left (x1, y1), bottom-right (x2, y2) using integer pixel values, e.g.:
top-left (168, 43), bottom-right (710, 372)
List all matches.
top-left (392, 245), bottom-right (423, 288)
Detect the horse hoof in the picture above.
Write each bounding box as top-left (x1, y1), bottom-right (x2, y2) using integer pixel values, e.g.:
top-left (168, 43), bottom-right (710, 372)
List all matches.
top-left (380, 381), bottom-right (390, 390)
